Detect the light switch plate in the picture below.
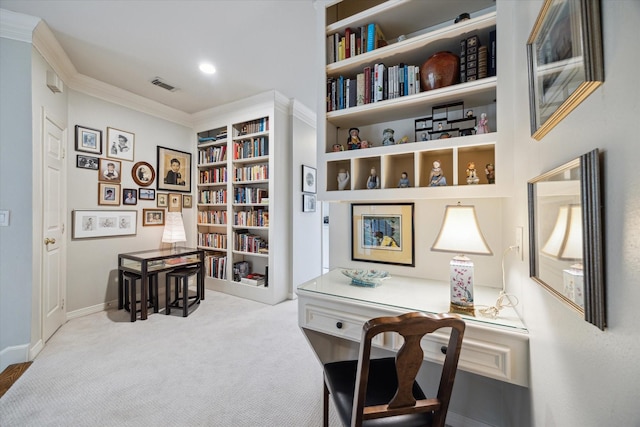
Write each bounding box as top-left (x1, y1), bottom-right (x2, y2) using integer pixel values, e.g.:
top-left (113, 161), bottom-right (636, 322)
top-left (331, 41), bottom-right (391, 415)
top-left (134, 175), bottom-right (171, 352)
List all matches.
top-left (0, 210), bottom-right (9, 226)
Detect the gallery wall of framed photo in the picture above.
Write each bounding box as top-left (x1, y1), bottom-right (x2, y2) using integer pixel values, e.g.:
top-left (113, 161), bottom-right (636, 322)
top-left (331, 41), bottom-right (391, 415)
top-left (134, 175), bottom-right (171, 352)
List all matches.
top-left (70, 117), bottom-right (195, 239)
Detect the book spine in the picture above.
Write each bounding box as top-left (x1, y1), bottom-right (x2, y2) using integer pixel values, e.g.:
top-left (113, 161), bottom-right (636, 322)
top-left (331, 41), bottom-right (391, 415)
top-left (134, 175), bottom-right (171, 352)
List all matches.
top-left (363, 66), bottom-right (371, 104)
top-left (367, 23), bottom-right (375, 52)
top-left (356, 73), bottom-right (365, 106)
top-left (344, 28), bottom-right (351, 58)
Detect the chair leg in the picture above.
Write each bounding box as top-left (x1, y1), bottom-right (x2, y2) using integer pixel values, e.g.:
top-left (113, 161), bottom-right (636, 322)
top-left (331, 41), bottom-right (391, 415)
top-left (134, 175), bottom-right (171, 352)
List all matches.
top-left (165, 276), bottom-right (171, 315)
top-left (129, 277), bottom-right (136, 322)
top-left (149, 275), bottom-right (159, 313)
top-left (323, 380), bottom-right (329, 427)
top-left (182, 278), bottom-right (188, 317)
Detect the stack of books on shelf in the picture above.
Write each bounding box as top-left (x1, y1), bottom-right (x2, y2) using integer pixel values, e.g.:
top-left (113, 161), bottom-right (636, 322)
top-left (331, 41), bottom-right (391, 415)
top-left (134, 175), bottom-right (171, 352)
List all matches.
top-left (240, 273), bottom-right (266, 286)
top-left (234, 164), bottom-right (268, 182)
top-left (199, 188), bottom-right (227, 204)
top-left (199, 168), bottom-right (227, 184)
top-left (237, 118), bottom-right (269, 135)
top-left (233, 229), bottom-right (267, 254)
top-left (206, 254), bottom-right (227, 279)
top-left (460, 31), bottom-right (495, 82)
top-left (198, 232), bottom-right (227, 249)
top-left (327, 62), bottom-right (421, 112)
top-left (198, 210), bottom-right (227, 225)
top-left (233, 187), bottom-right (268, 204)
top-left (326, 23), bottom-right (387, 63)
top-left (198, 145), bottom-right (227, 164)
top-left (234, 209), bottom-right (268, 227)
top-left (233, 137), bottom-right (268, 159)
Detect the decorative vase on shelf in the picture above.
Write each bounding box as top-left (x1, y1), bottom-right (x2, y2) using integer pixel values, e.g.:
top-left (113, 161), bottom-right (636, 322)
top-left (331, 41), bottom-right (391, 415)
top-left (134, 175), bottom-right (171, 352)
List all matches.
top-left (420, 51), bottom-right (460, 91)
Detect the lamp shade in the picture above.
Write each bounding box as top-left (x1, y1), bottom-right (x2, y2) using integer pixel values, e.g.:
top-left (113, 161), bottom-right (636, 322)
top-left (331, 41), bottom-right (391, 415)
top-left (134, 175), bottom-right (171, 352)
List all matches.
top-left (431, 205), bottom-right (493, 256)
top-left (541, 204), bottom-right (582, 260)
top-left (162, 211), bottom-right (186, 244)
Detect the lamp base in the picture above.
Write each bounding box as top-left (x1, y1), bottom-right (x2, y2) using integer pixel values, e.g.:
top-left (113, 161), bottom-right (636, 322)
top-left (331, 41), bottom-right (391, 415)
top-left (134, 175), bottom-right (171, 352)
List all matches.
top-left (450, 255), bottom-right (475, 317)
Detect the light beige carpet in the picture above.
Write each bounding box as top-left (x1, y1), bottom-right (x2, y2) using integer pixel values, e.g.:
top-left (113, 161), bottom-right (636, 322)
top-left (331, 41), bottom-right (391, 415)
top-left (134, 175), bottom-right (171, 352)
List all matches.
top-left (0, 290), bottom-right (341, 426)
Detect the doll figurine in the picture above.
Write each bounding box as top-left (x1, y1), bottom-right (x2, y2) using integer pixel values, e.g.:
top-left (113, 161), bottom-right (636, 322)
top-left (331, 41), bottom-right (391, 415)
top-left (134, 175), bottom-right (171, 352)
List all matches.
top-left (337, 169), bottom-right (350, 190)
top-left (367, 167), bottom-right (380, 189)
top-left (381, 128), bottom-right (395, 146)
top-left (485, 163), bottom-right (495, 184)
top-left (429, 161), bottom-right (447, 186)
top-left (347, 127), bottom-right (363, 150)
top-left (466, 161), bottom-right (480, 185)
top-left (398, 172), bottom-right (410, 188)
top-left (476, 113), bottom-right (489, 134)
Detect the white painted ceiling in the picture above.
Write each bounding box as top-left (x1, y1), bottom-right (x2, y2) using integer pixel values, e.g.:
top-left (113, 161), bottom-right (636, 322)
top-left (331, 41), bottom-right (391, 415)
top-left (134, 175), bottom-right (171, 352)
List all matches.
top-left (0, 0), bottom-right (320, 114)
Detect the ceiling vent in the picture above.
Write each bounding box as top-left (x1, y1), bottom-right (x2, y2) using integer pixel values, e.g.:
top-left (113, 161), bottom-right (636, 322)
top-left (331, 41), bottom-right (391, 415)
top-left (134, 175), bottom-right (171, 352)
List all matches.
top-left (150, 77), bottom-right (178, 92)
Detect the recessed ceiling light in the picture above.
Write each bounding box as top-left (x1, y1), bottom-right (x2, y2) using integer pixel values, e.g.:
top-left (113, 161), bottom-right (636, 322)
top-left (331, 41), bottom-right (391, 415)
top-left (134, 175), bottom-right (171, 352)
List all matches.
top-left (199, 63), bottom-right (216, 74)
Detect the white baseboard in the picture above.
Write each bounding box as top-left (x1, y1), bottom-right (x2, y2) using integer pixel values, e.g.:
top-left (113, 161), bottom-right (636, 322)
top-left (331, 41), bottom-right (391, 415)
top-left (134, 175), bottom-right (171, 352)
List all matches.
top-left (0, 344), bottom-right (30, 372)
top-left (447, 412), bottom-right (495, 427)
top-left (29, 339), bottom-right (44, 361)
top-left (66, 299), bottom-right (118, 319)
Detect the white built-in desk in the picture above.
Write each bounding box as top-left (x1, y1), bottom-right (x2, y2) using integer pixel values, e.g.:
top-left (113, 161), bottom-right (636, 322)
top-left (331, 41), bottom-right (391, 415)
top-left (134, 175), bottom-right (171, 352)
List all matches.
top-left (296, 269), bottom-right (529, 387)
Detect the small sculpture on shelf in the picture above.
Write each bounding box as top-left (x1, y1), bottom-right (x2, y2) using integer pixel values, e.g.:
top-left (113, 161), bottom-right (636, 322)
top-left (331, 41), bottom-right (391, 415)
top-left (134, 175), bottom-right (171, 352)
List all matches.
top-left (398, 135), bottom-right (409, 144)
top-left (337, 169), bottom-right (350, 191)
top-left (398, 172), bottom-right (410, 188)
top-left (367, 167), bottom-right (380, 189)
top-left (332, 143), bottom-right (344, 152)
top-left (467, 109), bottom-right (474, 118)
top-left (347, 127), bottom-right (366, 150)
top-left (476, 113), bottom-right (489, 134)
top-left (485, 163), bottom-right (495, 184)
top-left (429, 160), bottom-right (447, 186)
top-left (360, 140), bottom-right (370, 148)
top-left (382, 128), bottom-right (395, 146)
top-left (466, 161), bottom-right (480, 185)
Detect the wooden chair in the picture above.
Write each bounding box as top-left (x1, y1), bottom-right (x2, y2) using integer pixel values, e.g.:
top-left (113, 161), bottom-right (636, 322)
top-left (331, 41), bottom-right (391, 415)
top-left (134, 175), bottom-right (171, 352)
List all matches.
top-left (323, 312), bottom-right (465, 427)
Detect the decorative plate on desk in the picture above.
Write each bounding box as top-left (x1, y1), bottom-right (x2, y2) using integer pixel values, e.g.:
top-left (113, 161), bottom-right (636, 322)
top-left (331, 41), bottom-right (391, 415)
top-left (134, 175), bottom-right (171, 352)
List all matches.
top-left (341, 269), bottom-right (390, 287)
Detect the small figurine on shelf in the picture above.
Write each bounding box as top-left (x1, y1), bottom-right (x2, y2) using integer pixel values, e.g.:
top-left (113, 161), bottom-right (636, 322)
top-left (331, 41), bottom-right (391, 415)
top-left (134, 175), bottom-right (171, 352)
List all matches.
top-left (382, 128), bottom-right (395, 146)
top-left (429, 160), bottom-right (447, 186)
top-left (332, 143), bottom-right (344, 152)
top-left (337, 169), bottom-right (350, 190)
top-left (467, 109), bottom-right (474, 118)
top-left (485, 163), bottom-right (495, 184)
top-left (347, 127), bottom-right (364, 150)
top-left (466, 161), bottom-right (480, 185)
top-left (360, 140), bottom-right (369, 148)
top-left (399, 135), bottom-right (409, 144)
top-left (367, 167), bottom-right (380, 189)
top-left (476, 113), bottom-right (489, 134)
top-left (398, 172), bottom-right (410, 188)
top-left (421, 132), bottom-right (428, 141)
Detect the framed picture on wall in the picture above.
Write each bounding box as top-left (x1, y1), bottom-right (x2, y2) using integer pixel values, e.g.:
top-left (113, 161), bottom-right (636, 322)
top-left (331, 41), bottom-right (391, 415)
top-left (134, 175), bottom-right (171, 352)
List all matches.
top-left (157, 146), bottom-right (192, 193)
top-left (139, 188), bottom-right (155, 200)
top-left (98, 183), bottom-right (121, 206)
top-left (72, 210), bottom-right (137, 239)
top-left (183, 194), bottom-right (193, 209)
top-left (106, 127), bottom-right (135, 161)
top-left (131, 161), bottom-right (155, 187)
top-left (122, 188), bottom-right (138, 205)
top-left (75, 125), bottom-right (102, 155)
top-left (98, 158), bottom-right (121, 183)
top-left (351, 203), bottom-right (415, 266)
top-left (76, 154), bottom-right (99, 170)
top-left (157, 193), bottom-right (169, 208)
top-left (168, 193), bottom-right (182, 212)
top-left (142, 209), bottom-right (165, 226)
top-left (302, 165), bottom-right (317, 194)
top-left (302, 193), bottom-right (316, 212)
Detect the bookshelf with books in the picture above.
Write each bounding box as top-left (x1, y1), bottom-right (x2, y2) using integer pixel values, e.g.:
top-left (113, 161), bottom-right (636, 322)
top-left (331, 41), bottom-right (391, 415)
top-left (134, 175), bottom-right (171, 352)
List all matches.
top-left (193, 91), bottom-right (296, 305)
top-left (318, 0), bottom-right (511, 202)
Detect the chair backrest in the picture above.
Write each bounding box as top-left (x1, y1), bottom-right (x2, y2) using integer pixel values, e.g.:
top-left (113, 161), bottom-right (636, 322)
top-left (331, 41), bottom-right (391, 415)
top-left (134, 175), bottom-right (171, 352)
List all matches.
top-left (351, 311), bottom-right (465, 427)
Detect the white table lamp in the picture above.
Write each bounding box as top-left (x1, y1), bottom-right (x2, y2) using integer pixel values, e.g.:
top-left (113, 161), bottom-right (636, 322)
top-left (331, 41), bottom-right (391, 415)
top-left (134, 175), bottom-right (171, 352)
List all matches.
top-left (162, 211), bottom-right (186, 251)
top-left (431, 204), bottom-right (493, 315)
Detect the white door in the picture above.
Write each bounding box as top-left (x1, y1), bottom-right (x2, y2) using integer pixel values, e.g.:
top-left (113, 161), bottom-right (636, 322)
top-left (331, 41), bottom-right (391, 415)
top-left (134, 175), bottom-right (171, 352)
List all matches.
top-left (42, 113), bottom-right (66, 341)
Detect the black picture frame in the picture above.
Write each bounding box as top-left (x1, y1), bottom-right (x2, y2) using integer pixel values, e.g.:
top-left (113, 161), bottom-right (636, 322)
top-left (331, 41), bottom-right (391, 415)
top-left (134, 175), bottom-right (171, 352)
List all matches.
top-left (302, 165), bottom-right (317, 194)
top-left (157, 146), bottom-right (192, 193)
top-left (76, 154), bottom-right (99, 170)
top-left (74, 125), bottom-right (102, 155)
top-left (351, 203), bottom-right (415, 267)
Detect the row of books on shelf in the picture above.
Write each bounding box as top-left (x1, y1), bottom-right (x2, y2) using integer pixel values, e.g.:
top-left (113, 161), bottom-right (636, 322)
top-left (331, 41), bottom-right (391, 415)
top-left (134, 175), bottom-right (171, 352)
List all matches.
top-left (240, 273), bottom-right (266, 286)
top-left (205, 254), bottom-right (227, 279)
top-left (236, 118), bottom-right (269, 136)
top-left (198, 232), bottom-right (227, 249)
top-left (198, 210), bottom-right (227, 225)
top-left (326, 23), bottom-right (387, 64)
top-left (199, 168), bottom-right (227, 184)
top-left (234, 165), bottom-right (268, 182)
top-left (233, 229), bottom-right (268, 254)
top-left (199, 189), bottom-right (227, 205)
top-left (327, 62), bottom-right (421, 112)
top-left (460, 31), bottom-right (496, 83)
top-left (198, 145), bottom-right (227, 164)
top-left (233, 137), bottom-right (268, 160)
top-left (234, 187), bottom-right (268, 204)
top-left (234, 209), bottom-right (269, 227)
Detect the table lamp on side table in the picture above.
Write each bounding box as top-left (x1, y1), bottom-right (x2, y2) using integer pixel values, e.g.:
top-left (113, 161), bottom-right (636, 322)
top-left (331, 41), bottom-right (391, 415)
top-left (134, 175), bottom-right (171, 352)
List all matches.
top-left (431, 203), bottom-right (493, 316)
top-left (162, 211), bottom-right (186, 252)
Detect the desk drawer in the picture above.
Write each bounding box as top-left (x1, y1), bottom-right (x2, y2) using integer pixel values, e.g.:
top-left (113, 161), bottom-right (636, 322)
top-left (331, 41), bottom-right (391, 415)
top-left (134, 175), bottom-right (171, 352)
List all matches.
top-left (303, 304), bottom-right (384, 347)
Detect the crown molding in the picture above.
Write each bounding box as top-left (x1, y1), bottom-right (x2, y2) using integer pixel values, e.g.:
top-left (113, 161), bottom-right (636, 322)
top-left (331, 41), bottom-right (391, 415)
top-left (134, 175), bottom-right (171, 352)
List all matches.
top-left (291, 99), bottom-right (316, 128)
top-left (29, 19), bottom-right (193, 128)
top-left (0, 8), bottom-right (40, 43)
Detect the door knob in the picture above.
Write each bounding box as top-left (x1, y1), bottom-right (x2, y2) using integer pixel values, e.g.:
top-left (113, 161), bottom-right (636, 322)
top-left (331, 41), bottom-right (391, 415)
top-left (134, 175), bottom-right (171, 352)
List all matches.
top-left (44, 237), bottom-right (56, 245)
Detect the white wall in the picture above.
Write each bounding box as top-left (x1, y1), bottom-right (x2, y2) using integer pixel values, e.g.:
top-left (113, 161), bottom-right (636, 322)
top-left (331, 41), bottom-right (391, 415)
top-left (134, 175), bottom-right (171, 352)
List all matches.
top-left (66, 90), bottom-right (193, 314)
